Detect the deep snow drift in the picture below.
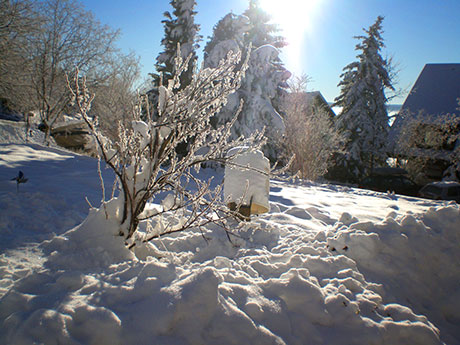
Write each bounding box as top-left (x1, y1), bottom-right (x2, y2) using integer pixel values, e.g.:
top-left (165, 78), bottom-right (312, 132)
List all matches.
top-left (1, 143), bottom-right (459, 345)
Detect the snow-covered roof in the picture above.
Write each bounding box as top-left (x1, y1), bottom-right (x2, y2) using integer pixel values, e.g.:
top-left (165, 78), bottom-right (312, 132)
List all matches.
top-left (425, 180), bottom-right (460, 188)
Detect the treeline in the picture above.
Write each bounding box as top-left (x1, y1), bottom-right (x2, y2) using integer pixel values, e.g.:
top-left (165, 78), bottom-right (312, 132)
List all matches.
top-left (0, 0), bottom-right (140, 142)
top-left (151, 2), bottom-right (400, 182)
top-left (2, 0), bottom-right (405, 183)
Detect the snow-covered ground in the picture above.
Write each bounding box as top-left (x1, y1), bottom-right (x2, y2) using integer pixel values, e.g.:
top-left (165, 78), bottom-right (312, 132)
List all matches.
top-left (1, 142), bottom-right (459, 345)
top-left (0, 119), bottom-right (54, 147)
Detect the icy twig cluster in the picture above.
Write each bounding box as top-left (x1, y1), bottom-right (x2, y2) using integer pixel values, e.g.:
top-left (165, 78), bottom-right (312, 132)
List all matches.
top-left (281, 76), bottom-right (344, 180)
top-left (395, 107), bottom-right (460, 181)
top-left (68, 49), bottom-right (284, 247)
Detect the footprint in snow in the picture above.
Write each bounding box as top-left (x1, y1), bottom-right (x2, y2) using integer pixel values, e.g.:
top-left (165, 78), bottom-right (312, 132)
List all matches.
top-left (306, 207), bottom-right (336, 225)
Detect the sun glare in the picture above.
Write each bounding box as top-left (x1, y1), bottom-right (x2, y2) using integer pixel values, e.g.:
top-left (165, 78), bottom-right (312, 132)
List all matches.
top-left (259, 0), bottom-right (323, 74)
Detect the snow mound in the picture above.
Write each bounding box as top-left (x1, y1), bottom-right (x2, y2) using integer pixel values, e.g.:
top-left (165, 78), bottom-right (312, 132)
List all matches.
top-left (41, 199), bottom-right (136, 271)
top-left (0, 144), bottom-right (459, 344)
top-left (2, 202), bottom-right (457, 344)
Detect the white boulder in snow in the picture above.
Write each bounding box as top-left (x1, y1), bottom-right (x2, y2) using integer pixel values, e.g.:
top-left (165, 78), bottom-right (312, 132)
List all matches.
top-left (224, 147), bottom-right (270, 215)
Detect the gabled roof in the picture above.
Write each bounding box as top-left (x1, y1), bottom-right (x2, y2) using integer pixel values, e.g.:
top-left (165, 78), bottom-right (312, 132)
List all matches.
top-left (399, 63), bottom-right (460, 119)
top-left (288, 91), bottom-right (336, 119)
top-left (389, 64), bottom-right (460, 149)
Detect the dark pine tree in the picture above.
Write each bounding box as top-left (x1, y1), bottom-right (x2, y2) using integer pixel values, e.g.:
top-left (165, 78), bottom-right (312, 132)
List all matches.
top-left (153, 0), bottom-right (201, 90)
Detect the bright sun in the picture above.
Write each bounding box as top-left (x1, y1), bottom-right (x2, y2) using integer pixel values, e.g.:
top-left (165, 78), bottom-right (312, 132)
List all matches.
top-left (259, 0), bottom-right (323, 74)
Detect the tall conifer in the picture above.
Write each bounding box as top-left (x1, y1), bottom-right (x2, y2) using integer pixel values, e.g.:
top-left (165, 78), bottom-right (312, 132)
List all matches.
top-left (334, 16), bottom-right (394, 181)
top-left (153, 0), bottom-right (201, 89)
top-left (243, 0), bottom-right (286, 49)
top-left (203, 1), bottom-right (290, 160)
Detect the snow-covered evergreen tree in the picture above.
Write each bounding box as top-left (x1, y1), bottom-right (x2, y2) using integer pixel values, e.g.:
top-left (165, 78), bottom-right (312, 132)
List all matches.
top-left (153, 0), bottom-right (201, 89)
top-left (203, 3), bottom-right (290, 161)
top-left (202, 13), bottom-right (250, 133)
top-left (203, 13), bottom-right (250, 66)
top-left (241, 45), bottom-right (290, 142)
top-left (243, 0), bottom-right (287, 49)
top-left (333, 16), bottom-right (394, 181)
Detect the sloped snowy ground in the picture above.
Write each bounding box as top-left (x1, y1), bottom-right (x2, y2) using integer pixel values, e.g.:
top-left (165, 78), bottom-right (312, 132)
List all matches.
top-left (0, 143), bottom-right (459, 345)
top-left (0, 119), bottom-right (54, 147)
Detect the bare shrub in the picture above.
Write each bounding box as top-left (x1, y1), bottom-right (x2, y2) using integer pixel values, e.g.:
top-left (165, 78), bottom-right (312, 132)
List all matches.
top-left (68, 49), bottom-right (289, 248)
top-left (89, 52), bottom-right (141, 141)
top-left (395, 109), bottom-right (460, 183)
top-left (281, 75), bottom-right (343, 180)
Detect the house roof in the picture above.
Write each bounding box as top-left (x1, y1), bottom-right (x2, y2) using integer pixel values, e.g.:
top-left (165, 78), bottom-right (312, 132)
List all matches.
top-left (389, 64), bottom-right (460, 150)
top-left (399, 63), bottom-right (460, 119)
top-left (288, 91), bottom-right (336, 118)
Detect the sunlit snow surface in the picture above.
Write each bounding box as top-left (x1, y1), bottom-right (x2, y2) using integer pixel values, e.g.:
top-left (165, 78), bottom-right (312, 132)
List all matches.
top-left (0, 143), bottom-right (459, 345)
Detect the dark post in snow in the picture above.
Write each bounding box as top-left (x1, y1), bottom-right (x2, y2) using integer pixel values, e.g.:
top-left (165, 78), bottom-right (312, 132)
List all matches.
top-left (11, 171), bottom-right (28, 192)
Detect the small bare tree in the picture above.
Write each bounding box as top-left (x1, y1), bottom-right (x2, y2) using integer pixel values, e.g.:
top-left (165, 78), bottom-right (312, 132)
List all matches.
top-left (0, 0), bottom-right (36, 98)
top-left (281, 75), bottom-right (344, 180)
top-left (89, 52), bottom-right (141, 141)
top-left (3, 0), bottom-right (120, 144)
top-left (68, 49), bottom-right (285, 248)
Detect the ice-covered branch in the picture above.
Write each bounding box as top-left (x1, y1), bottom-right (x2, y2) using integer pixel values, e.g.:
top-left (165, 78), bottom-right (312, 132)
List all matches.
top-left (68, 48), bottom-right (292, 248)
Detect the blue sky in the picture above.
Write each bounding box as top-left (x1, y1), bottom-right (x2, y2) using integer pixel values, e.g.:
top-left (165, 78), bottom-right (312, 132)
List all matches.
top-left (80, 0), bottom-right (460, 104)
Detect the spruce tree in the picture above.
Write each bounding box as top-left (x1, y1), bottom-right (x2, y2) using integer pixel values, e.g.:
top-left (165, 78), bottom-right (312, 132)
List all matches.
top-left (334, 16), bottom-right (394, 181)
top-left (203, 13), bottom-right (249, 66)
top-left (203, 2), bottom-right (290, 161)
top-left (243, 0), bottom-right (286, 49)
top-left (153, 0), bottom-right (201, 89)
